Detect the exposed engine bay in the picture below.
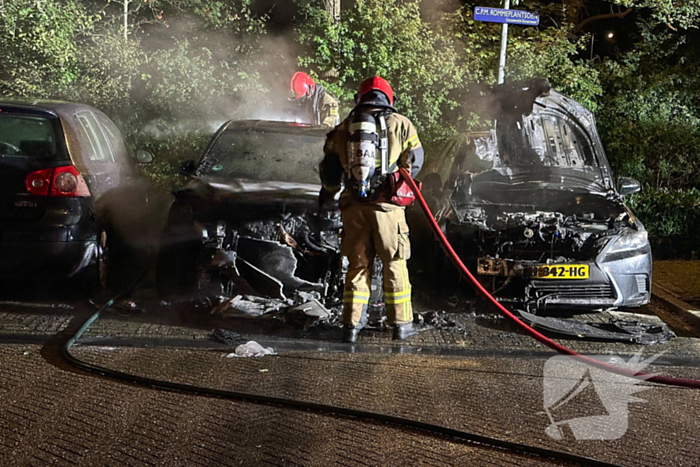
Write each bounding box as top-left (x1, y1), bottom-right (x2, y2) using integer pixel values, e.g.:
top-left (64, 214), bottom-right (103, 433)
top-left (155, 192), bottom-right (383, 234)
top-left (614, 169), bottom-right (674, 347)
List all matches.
top-left (195, 212), bottom-right (342, 301)
top-left (454, 199), bottom-right (635, 268)
top-left (422, 79), bottom-right (652, 312)
top-left (158, 177), bottom-right (387, 323)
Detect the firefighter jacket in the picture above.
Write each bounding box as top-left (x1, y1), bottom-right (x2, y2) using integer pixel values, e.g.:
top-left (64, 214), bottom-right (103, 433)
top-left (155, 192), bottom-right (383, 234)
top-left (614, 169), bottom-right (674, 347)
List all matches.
top-left (311, 85), bottom-right (340, 129)
top-left (319, 107), bottom-right (424, 206)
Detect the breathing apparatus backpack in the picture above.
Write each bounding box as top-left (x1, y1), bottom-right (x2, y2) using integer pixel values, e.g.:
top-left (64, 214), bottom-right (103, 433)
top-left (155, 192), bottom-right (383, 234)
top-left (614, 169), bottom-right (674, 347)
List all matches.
top-left (347, 111), bottom-right (390, 202)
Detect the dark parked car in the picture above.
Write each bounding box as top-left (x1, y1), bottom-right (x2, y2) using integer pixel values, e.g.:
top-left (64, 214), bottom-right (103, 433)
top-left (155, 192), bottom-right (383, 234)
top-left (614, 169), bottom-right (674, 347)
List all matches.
top-left (416, 80), bottom-right (651, 312)
top-left (156, 120), bottom-right (344, 301)
top-left (0, 99), bottom-right (154, 289)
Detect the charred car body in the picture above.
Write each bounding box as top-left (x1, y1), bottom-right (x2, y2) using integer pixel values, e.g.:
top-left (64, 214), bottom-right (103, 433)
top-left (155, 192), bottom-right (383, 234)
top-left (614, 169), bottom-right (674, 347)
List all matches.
top-left (419, 80), bottom-right (651, 312)
top-left (156, 121), bottom-right (345, 304)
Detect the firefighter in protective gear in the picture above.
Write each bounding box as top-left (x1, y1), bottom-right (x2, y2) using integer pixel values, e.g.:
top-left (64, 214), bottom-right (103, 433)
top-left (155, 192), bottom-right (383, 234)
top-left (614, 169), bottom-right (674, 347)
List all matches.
top-left (319, 76), bottom-right (425, 343)
top-left (290, 72), bottom-right (340, 129)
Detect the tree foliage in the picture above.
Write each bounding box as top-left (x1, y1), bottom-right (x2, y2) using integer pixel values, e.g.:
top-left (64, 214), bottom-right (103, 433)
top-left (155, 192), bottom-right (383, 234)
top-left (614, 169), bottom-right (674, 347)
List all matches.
top-left (2, 0), bottom-right (700, 256)
top-left (295, 0), bottom-right (474, 144)
top-left (0, 0), bottom-right (96, 96)
top-left (0, 0), bottom-right (271, 128)
top-left (595, 3), bottom-right (700, 192)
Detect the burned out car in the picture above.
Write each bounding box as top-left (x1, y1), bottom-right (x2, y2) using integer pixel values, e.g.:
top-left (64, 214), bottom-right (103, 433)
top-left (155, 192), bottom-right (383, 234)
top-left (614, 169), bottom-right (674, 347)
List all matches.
top-left (156, 121), bottom-right (344, 304)
top-left (419, 80), bottom-right (651, 312)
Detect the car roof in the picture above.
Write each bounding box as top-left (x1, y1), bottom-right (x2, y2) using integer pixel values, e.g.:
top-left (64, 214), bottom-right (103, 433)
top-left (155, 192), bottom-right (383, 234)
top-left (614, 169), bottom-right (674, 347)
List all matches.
top-left (0, 98), bottom-right (100, 119)
top-left (219, 119), bottom-right (331, 137)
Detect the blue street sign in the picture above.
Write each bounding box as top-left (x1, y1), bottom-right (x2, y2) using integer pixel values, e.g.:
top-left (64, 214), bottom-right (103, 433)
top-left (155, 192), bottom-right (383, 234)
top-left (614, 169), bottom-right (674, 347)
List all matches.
top-left (474, 7), bottom-right (540, 26)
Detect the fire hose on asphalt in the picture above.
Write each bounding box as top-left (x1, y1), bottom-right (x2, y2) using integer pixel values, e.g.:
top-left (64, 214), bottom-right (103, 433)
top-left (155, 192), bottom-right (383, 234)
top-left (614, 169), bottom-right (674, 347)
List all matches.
top-left (58, 170), bottom-right (700, 467)
top-left (398, 167), bottom-right (700, 389)
top-left (64, 284), bottom-right (627, 467)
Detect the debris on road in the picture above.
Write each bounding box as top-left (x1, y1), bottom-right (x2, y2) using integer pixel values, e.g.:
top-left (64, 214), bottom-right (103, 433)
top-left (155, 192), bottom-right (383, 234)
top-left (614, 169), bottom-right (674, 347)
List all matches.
top-left (114, 299), bottom-right (144, 315)
top-left (517, 310), bottom-right (676, 344)
top-left (414, 310), bottom-right (469, 336)
top-left (224, 341), bottom-right (276, 358)
top-left (211, 295), bottom-right (288, 317)
top-left (210, 329), bottom-right (244, 346)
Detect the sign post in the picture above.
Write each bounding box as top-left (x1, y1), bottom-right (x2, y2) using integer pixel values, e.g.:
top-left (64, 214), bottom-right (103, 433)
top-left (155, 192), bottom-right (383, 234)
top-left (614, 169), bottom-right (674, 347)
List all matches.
top-left (473, 3), bottom-right (540, 84)
top-left (497, 0), bottom-right (510, 85)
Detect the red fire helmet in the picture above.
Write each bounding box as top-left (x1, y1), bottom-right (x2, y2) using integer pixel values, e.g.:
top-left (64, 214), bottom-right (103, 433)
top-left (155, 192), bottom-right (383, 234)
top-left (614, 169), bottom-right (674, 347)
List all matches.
top-left (357, 76), bottom-right (394, 105)
top-left (290, 72), bottom-right (316, 99)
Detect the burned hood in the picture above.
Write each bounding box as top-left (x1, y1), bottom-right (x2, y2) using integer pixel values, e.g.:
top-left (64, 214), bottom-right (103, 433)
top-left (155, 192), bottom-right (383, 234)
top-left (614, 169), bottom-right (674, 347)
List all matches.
top-left (175, 177), bottom-right (320, 215)
top-left (461, 80), bottom-right (615, 194)
top-left (470, 166), bottom-right (608, 194)
top-left (450, 174), bottom-right (631, 232)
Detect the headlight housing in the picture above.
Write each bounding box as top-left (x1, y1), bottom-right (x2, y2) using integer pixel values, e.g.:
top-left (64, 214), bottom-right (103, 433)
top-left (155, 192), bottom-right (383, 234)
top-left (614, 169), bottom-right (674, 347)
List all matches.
top-left (605, 228), bottom-right (649, 255)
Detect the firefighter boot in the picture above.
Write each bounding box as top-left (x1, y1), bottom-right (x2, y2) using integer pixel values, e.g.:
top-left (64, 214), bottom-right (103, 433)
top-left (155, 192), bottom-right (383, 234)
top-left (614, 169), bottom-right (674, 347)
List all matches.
top-left (393, 322), bottom-right (417, 340)
top-left (343, 325), bottom-right (361, 343)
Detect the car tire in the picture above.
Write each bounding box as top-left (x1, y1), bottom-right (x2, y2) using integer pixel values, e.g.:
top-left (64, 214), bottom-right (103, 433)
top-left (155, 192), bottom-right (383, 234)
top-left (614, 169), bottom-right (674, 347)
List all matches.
top-left (77, 228), bottom-right (110, 295)
top-left (96, 229), bottom-right (110, 289)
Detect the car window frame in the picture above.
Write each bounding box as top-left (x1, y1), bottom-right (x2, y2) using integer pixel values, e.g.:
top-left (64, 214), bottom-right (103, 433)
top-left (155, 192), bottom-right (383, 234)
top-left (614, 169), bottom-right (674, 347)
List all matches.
top-left (93, 111), bottom-right (131, 166)
top-left (74, 110), bottom-right (116, 163)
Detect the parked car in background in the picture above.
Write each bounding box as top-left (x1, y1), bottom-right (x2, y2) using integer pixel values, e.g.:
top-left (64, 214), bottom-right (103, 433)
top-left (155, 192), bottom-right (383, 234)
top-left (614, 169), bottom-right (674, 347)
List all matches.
top-left (0, 99), bottom-right (155, 290)
top-left (415, 80), bottom-right (651, 313)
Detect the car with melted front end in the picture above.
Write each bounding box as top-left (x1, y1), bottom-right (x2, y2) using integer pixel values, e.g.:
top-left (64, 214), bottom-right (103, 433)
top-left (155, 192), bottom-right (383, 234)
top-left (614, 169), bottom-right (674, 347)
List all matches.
top-left (0, 99), bottom-right (154, 290)
top-left (418, 80), bottom-right (651, 313)
top-left (156, 120), bottom-right (344, 302)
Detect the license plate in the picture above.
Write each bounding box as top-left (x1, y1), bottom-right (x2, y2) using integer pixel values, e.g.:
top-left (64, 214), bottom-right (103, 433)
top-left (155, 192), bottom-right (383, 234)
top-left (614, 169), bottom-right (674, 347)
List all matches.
top-left (538, 264), bottom-right (589, 279)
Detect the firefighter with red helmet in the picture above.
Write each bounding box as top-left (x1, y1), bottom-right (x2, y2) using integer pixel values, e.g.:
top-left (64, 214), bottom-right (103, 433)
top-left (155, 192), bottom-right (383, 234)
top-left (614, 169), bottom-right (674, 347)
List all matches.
top-left (290, 72), bottom-right (340, 128)
top-left (319, 76), bottom-right (424, 343)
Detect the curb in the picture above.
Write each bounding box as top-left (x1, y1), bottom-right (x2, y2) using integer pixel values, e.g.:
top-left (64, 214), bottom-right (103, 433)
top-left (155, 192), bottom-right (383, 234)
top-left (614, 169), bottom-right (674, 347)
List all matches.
top-left (651, 284), bottom-right (700, 332)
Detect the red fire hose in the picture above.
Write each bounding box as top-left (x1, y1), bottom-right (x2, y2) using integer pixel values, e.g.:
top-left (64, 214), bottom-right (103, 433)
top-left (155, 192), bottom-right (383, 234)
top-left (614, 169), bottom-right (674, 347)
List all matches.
top-left (399, 167), bottom-right (700, 389)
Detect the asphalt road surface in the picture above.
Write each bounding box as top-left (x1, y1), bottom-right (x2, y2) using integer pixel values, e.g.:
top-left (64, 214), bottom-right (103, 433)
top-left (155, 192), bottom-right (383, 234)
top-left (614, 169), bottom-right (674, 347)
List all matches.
top-left (1, 284), bottom-right (700, 466)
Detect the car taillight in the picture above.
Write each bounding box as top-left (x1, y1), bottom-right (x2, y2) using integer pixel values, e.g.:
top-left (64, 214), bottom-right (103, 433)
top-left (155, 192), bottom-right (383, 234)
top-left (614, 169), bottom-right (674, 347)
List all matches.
top-left (25, 168), bottom-right (54, 196)
top-left (50, 166), bottom-right (90, 197)
top-left (25, 165), bottom-right (90, 197)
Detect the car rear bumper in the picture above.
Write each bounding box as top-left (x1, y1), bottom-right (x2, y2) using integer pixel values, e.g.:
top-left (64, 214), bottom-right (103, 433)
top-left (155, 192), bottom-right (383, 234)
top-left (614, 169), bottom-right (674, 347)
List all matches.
top-left (0, 240), bottom-right (97, 278)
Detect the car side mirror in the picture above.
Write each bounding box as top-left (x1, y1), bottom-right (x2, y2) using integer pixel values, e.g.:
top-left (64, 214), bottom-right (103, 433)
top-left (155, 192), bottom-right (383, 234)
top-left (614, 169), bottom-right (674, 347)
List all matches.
top-left (180, 159), bottom-right (196, 176)
top-left (135, 149), bottom-right (154, 164)
top-left (617, 177), bottom-right (641, 196)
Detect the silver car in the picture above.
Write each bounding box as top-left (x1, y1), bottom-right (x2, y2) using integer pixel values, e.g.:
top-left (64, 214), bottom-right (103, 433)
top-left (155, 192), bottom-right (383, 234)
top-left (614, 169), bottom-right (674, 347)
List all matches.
top-left (417, 80), bottom-right (651, 312)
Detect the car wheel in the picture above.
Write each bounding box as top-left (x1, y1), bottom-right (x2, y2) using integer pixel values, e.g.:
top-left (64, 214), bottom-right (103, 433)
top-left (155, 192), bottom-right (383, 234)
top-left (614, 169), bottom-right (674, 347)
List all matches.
top-left (76, 228), bottom-right (110, 295)
top-left (96, 229), bottom-right (110, 289)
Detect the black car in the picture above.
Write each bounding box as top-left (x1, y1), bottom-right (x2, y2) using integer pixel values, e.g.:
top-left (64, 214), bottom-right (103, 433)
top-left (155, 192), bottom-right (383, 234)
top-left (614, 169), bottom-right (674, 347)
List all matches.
top-left (416, 80), bottom-right (651, 312)
top-left (0, 99), bottom-right (154, 289)
top-left (156, 120), bottom-right (343, 301)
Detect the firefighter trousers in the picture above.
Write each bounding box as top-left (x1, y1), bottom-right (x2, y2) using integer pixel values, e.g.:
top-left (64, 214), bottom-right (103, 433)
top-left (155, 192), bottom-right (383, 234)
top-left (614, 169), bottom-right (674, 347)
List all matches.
top-left (340, 201), bottom-right (412, 326)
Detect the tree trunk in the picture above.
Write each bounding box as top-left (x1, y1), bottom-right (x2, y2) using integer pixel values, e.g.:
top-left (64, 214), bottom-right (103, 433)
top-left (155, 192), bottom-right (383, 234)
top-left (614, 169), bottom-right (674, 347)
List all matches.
top-left (323, 0), bottom-right (341, 80)
top-left (123, 0), bottom-right (129, 41)
top-left (324, 0), bottom-right (340, 24)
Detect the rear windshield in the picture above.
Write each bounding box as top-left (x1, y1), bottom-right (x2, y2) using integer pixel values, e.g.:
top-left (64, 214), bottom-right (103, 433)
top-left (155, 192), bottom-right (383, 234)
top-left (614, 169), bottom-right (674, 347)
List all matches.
top-left (0, 114), bottom-right (62, 159)
top-left (197, 129), bottom-right (325, 184)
